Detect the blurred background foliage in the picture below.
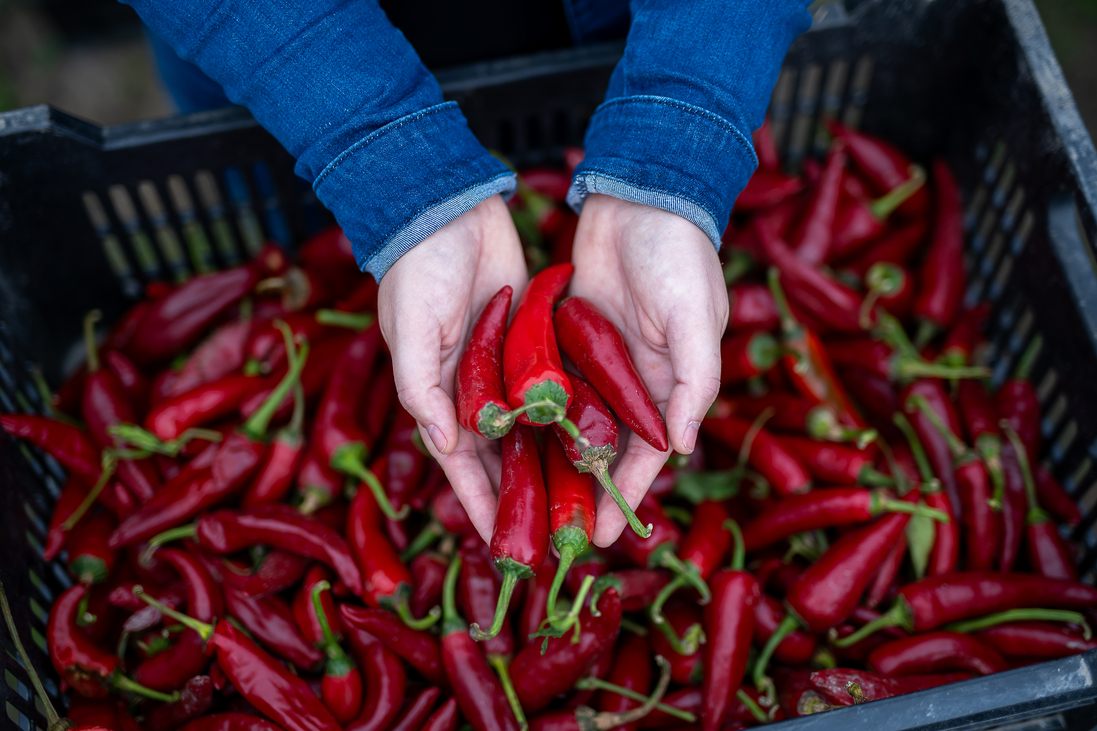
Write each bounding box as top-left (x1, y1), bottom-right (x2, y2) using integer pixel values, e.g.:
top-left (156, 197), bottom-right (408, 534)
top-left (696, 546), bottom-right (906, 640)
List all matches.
top-left (0, 0), bottom-right (1093, 136)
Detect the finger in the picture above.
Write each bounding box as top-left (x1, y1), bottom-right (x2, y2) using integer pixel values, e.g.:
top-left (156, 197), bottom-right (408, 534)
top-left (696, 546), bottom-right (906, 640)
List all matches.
top-left (592, 430), bottom-right (670, 547)
top-left (420, 425), bottom-right (497, 544)
top-left (663, 307), bottom-right (723, 455)
top-left (389, 310), bottom-right (462, 456)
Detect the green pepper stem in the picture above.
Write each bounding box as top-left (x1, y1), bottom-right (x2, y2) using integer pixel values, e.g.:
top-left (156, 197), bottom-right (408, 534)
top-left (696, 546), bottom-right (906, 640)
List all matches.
top-left (331, 443), bottom-right (410, 521)
top-left (145, 524), bottom-right (199, 552)
top-left (945, 608), bottom-right (1091, 638)
top-left (546, 540), bottom-right (580, 622)
top-left (871, 164), bottom-right (926, 219)
top-left (241, 333), bottom-right (309, 440)
top-left (315, 309), bottom-right (376, 331)
top-left (858, 465), bottom-right (896, 488)
top-left (722, 248), bottom-right (755, 285)
top-left (535, 575), bottom-right (595, 647)
top-left (896, 359), bottom-right (991, 383)
top-left (113, 675), bottom-right (180, 704)
top-left (1, 583), bottom-right (66, 729)
top-left (655, 549), bottom-right (710, 605)
top-left (488, 655), bottom-right (528, 731)
top-left (393, 595), bottom-right (441, 631)
top-left (875, 310), bottom-right (921, 361)
top-left (400, 522), bottom-right (444, 563)
top-left (906, 394), bottom-right (970, 461)
top-left (829, 599), bottom-right (913, 647)
top-left (441, 555), bottom-right (465, 635)
top-left (1001, 422), bottom-right (1040, 512)
top-left (767, 267), bottom-right (800, 335)
top-left (470, 571), bottom-right (521, 642)
top-left (892, 411), bottom-right (937, 484)
top-left (60, 454), bottom-right (117, 531)
top-left (83, 310), bottom-right (102, 373)
top-left (725, 519), bottom-right (745, 571)
top-left (133, 586), bottom-right (212, 641)
top-left (591, 462), bottom-right (652, 538)
top-left (573, 656), bottom-right (674, 731)
top-left (877, 496), bottom-right (949, 522)
top-left (738, 690), bottom-right (769, 724)
top-left (574, 672), bottom-right (696, 723)
top-left (752, 614), bottom-right (799, 706)
top-left (310, 581), bottom-right (340, 647)
top-left (913, 320), bottom-right (939, 352)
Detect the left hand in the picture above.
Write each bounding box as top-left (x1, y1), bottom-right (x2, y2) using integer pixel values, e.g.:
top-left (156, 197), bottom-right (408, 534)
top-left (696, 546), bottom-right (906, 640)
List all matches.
top-left (569, 194), bottom-right (729, 546)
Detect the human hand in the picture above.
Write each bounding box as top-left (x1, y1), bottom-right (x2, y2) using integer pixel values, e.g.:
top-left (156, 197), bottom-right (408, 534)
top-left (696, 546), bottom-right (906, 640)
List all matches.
top-left (569, 194), bottom-right (728, 546)
top-left (378, 195), bottom-right (527, 543)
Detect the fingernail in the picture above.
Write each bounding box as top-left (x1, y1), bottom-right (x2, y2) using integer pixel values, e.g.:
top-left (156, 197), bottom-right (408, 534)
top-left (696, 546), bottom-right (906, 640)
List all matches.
top-left (427, 424), bottom-right (448, 453)
top-left (683, 421), bottom-right (701, 453)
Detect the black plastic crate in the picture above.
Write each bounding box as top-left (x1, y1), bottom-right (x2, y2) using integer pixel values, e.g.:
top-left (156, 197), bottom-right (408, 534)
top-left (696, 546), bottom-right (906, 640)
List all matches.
top-left (2, 0), bottom-right (1097, 729)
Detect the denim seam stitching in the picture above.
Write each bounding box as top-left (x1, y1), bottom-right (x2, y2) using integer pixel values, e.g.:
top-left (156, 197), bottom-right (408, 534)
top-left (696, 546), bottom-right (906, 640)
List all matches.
top-left (312, 101), bottom-right (460, 189)
top-left (572, 169), bottom-right (720, 231)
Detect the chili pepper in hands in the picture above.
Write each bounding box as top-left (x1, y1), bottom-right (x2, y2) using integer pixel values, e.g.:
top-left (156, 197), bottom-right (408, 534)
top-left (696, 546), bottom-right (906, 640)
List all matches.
top-left (701, 416), bottom-right (812, 496)
top-left (339, 605), bottom-right (446, 685)
top-left (702, 521), bottom-right (759, 731)
top-left (542, 428), bottom-right (597, 627)
top-left (974, 621), bottom-right (1097, 659)
top-left (554, 295), bottom-right (669, 452)
top-left (913, 160), bottom-right (966, 347)
top-left (457, 285), bottom-right (519, 439)
top-left (791, 140), bottom-right (846, 264)
top-left (868, 631), bottom-right (1007, 676)
top-left (470, 424), bottom-right (549, 644)
top-left (223, 587), bottom-right (323, 670)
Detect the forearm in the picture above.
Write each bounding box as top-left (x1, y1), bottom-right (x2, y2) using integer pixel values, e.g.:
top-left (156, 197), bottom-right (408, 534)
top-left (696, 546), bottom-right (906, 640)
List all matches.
top-left (569, 0), bottom-right (812, 246)
top-left (125, 0), bottom-right (514, 278)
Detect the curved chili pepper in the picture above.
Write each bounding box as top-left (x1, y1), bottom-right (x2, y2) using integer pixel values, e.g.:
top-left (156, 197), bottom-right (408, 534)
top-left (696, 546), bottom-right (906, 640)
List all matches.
top-left (754, 594), bottom-right (816, 664)
top-left (826, 120), bottom-right (929, 217)
top-left (542, 430), bottom-right (597, 625)
top-left (241, 379), bottom-right (305, 508)
top-left (735, 169), bottom-right (804, 211)
top-left (144, 675), bottom-right (213, 731)
top-left (520, 554), bottom-right (557, 649)
top-left (472, 424), bottom-right (549, 642)
top-left (220, 549), bottom-right (310, 597)
top-left (386, 405), bottom-right (428, 512)
top-left (137, 592), bottom-right (341, 731)
top-left (1034, 465), bottom-right (1082, 527)
top-left (146, 373), bottom-right (266, 441)
top-left (648, 599), bottom-right (703, 686)
top-left (339, 605), bottom-right (446, 685)
top-left (912, 159), bottom-right (965, 345)
top-left (417, 697), bottom-right (458, 731)
top-left (440, 555), bottom-right (521, 731)
top-left (133, 548), bottom-right (222, 691)
top-left (554, 295), bottom-right (668, 451)
top-left (45, 476), bottom-right (91, 561)
top-left (844, 219), bottom-right (930, 277)
top-left (835, 573), bottom-right (1097, 646)
top-left (223, 586), bottom-right (323, 670)
top-left (742, 487), bottom-right (941, 551)
top-left (700, 416), bottom-right (812, 496)
top-left (595, 634), bottom-right (653, 731)
top-left (511, 585), bottom-right (623, 712)
top-left (410, 551), bottom-right (449, 619)
top-left (809, 668), bottom-right (971, 706)
top-left (829, 170), bottom-right (927, 262)
top-left (504, 263), bottom-right (575, 426)
top-left (552, 374), bottom-right (649, 538)
top-left (865, 529), bottom-right (907, 609)
top-left (308, 581), bottom-right (363, 724)
top-left (999, 439), bottom-right (1029, 573)
top-left (702, 521), bottom-right (759, 731)
top-left (868, 630), bottom-right (1007, 677)
top-left (901, 380), bottom-right (962, 512)
top-left (387, 687), bottom-right (442, 731)
top-left (825, 339), bottom-right (987, 385)
top-left (975, 621), bottom-right (1097, 659)
top-left (955, 379), bottom-right (1007, 499)
top-left (720, 331), bottom-right (781, 386)
top-left (791, 140), bottom-right (846, 264)
top-left (458, 544), bottom-right (516, 660)
top-left (168, 311), bottom-right (253, 395)
top-left (65, 511), bottom-right (117, 585)
top-left (457, 285), bottom-right (516, 439)
top-left (0, 414), bottom-right (104, 487)
top-left (724, 393), bottom-right (868, 444)
top-left (178, 714), bottom-right (282, 731)
top-left (110, 342), bottom-right (307, 548)
top-left (293, 566), bottom-right (341, 646)
top-left (728, 282), bottom-right (780, 332)
top-left (774, 437), bottom-right (893, 486)
top-left (998, 379), bottom-right (1041, 460)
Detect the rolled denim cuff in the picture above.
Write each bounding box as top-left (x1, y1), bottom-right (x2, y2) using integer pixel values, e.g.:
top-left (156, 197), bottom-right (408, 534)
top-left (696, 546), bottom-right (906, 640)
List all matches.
top-left (566, 95), bottom-right (757, 248)
top-left (312, 101), bottom-right (517, 279)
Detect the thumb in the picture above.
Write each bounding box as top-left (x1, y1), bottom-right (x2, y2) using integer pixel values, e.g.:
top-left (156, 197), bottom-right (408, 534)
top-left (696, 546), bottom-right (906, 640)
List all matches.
top-left (663, 311), bottom-right (723, 455)
top-left (388, 319), bottom-right (460, 456)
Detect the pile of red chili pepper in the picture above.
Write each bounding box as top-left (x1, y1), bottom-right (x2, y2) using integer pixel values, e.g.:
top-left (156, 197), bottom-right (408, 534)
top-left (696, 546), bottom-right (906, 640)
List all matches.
top-left (2, 121), bottom-right (1097, 731)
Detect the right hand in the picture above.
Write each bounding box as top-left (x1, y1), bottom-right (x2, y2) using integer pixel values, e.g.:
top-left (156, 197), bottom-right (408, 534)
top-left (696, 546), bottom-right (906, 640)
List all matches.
top-left (378, 195), bottom-right (527, 544)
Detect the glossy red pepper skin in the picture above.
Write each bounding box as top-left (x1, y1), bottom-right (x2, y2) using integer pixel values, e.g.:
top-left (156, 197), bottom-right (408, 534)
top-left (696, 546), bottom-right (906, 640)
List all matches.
top-left (133, 549), bottom-right (222, 691)
top-left (420, 698), bottom-right (459, 731)
top-left (242, 427), bottom-right (305, 508)
top-left (147, 373), bottom-right (265, 440)
top-left (843, 219), bottom-right (929, 276)
top-left (169, 318), bottom-right (253, 399)
top-left (312, 324), bottom-right (384, 468)
top-left (511, 587), bottom-right (623, 711)
top-left (0, 415), bottom-right (103, 486)
top-left (109, 432), bottom-right (266, 548)
top-left (292, 566), bottom-right (340, 646)
top-left (914, 159), bottom-right (965, 332)
top-left (785, 491), bottom-right (918, 633)
top-left (178, 714), bottom-right (282, 731)
top-left (223, 587), bottom-right (324, 670)
top-left (555, 296), bottom-right (669, 451)
top-left (701, 416), bottom-right (812, 496)
top-left (754, 595), bottom-right (816, 664)
top-left (868, 631), bottom-right (1008, 676)
top-left (519, 556), bottom-right (557, 649)
top-left (47, 584), bottom-right (120, 697)
top-left (997, 377), bottom-right (1041, 458)
top-left (702, 571), bottom-right (759, 731)
top-left (241, 333), bottom-right (356, 424)
top-left (103, 350), bottom-right (150, 418)
top-left (595, 634), bottom-right (652, 731)
top-left (346, 485), bottom-right (415, 609)
top-left (773, 436), bottom-right (879, 485)
top-left (459, 545), bottom-right (515, 659)
top-left (457, 285), bottom-right (514, 438)
top-left (677, 501), bottom-right (732, 581)
top-left (504, 263), bottom-right (574, 424)
top-left (792, 140), bottom-right (846, 264)
top-left (341, 623), bottom-right (407, 731)
top-left (926, 489), bottom-right (959, 576)
top-left (827, 121), bottom-right (929, 217)
top-left (1035, 466), bottom-right (1081, 526)
top-left (83, 358), bottom-right (160, 502)
top-left (339, 605), bottom-right (446, 685)
top-left (774, 668), bottom-right (821, 719)
top-left (190, 505), bottom-right (362, 594)
top-left (411, 552), bottom-right (450, 618)
top-left (743, 488), bottom-right (902, 551)
top-left (976, 621), bottom-right (1097, 659)
top-left (810, 668), bottom-right (971, 706)
top-left (388, 687), bottom-right (443, 731)
top-left (617, 499), bottom-right (682, 568)
top-left (903, 379), bottom-right (963, 514)
top-left (45, 476), bottom-right (89, 561)
top-left (67, 698), bottom-right (141, 731)
top-left (720, 331), bottom-right (781, 385)
top-left (942, 305), bottom-right (990, 366)
top-left (220, 549), bottom-right (310, 597)
top-left (728, 282), bottom-right (780, 332)
top-left (1000, 441), bottom-right (1029, 572)
top-left (1028, 517), bottom-right (1077, 581)
top-left (649, 600), bottom-right (703, 685)
top-left (386, 405), bottom-right (428, 514)
top-left (957, 457), bottom-right (1000, 571)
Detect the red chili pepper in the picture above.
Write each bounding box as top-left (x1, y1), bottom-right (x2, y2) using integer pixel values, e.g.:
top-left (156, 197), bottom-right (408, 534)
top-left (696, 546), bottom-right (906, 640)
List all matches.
top-left (774, 668), bottom-right (824, 718)
top-left (471, 424), bottom-right (549, 642)
top-left (551, 374), bottom-right (649, 537)
top-left (648, 599), bottom-right (703, 686)
top-left (720, 331), bottom-right (782, 386)
top-left (246, 312), bottom-right (324, 370)
top-left (590, 569), bottom-right (669, 612)
top-left (67, 698), bottom-right (141, 731)
top-left (220, 549), bottom-right (310, 597)
top-left (241, 332), bottom-right (357, 425)
top-left (959, 458), bottom-right (999, 571)
top-left (126, 258), bottom-right (278, 365)
top-left (168, 316), bottom-right (254, 399)
top-left (1034, 465), bottom-right (1082, 527)
top-left (791, 140), bottom-right (846, 264)
top-left (941, 305), bottom-right (990, 368)
top-left (411, 551), bottom-right (450, 619)
top-left (541, 429), bottom-right (597, 624)
top-left (595, 634), bottom-right (653, 731)
top-left (104, 350), bottom-right (150, 417)
top-left (735, 169), bottom-right (804, 212)
top-left (241, 381), bottom-right (305, 509)
top-left (835, 573), bottom-right (1097, 646)
top-left (511, 584), bottom-right (623, 712)
top-left (728, 282), bottom-right (780, 332)
top-left (143, 675), bottom-right (213, 731)
top-left (554, 295), bottom-right (669, 451)
top-left (912, 160), bottom-right (965, 345)
top-left (178, 714), bottom-right (282, 731)
top-left (702, 521), bottom-right (759, 731)
top-left (774, 437), bottom-right (892, 486)
top-left (457, 285), bottom-right (516, 439)
top-left (293, 566), bottom-right (341, 646)
top-left (809, 668), bottom-right (971, 706)
top-left (384, 687), bottom-right (442, 731)
top-left (868, 630), bottom-right (1008, 676)
top-left (520, 555), bottom-right (557, 649)
top-left (419, 697), bottom-right (459, 731)
top-left (0, 414), bottom-right (105, 487)
top-left (146, 373), bottom-right (266, 441)
top-left (137, 593), bottom-right (342, 731)
top-left (722, 393), bottom-right (867, 444)
top-left (223, 586), bottom-right (324, 670)
top-left (975, 621), bottom-right (1097, 659)
top-left (132, 548), bottom-right (222, 691)
top-left (503, 263), bottom-right (575, 426)
top-left (825, 339), bottom-right (985, 385)
top-left (826, 120), bottom-right (929, 218)
top-left (829, 169), bottom-right (927, 262)
top-left (701, 416), bottom-right (812, 496)
top-left (754, 595), bottom-right (816, 665)
top-left (362, 359), bottom-right (396, 443)
top-left (999, 440), bottom-right (1029, 573)
top-left (902, 380), bottom-right (963, 511)
top-left (955, 378), bottom-right (1006, 494)
top-left (757, 220), bottom-right (864, 334)
top-left (742, 487), bottom-right (939, 551)
top-left (386, 405), bottom-right (428, 514)
top-left (65, 511), bottom-right (117, 585)
top-left (997, 378), bottom-right (1041, 460)
top-left (45, 476), bottom-right (91, 561)
top-left (307, 581), bottom-right (363, 724)
top-left (459, 544), bottom-right (516, 661)
top-left (440, 556), bottom-right (521, 731)
top-left (339, 605), bottom-right (446, 686)
top-left (842, 219), bottom-right (929, 276)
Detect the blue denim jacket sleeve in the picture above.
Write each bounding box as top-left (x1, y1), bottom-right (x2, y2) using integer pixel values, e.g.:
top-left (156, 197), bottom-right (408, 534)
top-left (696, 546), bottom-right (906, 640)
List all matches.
top-left (122, 0), bottom-right (516, 279)
top-left (568, 0), bottom-right (813, 247)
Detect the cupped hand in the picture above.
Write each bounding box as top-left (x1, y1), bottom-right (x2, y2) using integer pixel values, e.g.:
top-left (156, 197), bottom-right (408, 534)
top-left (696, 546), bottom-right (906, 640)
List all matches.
top-left (569, 194), bottom-right (729, 546)
top-left (378, 195), bottom-right (527, 543)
